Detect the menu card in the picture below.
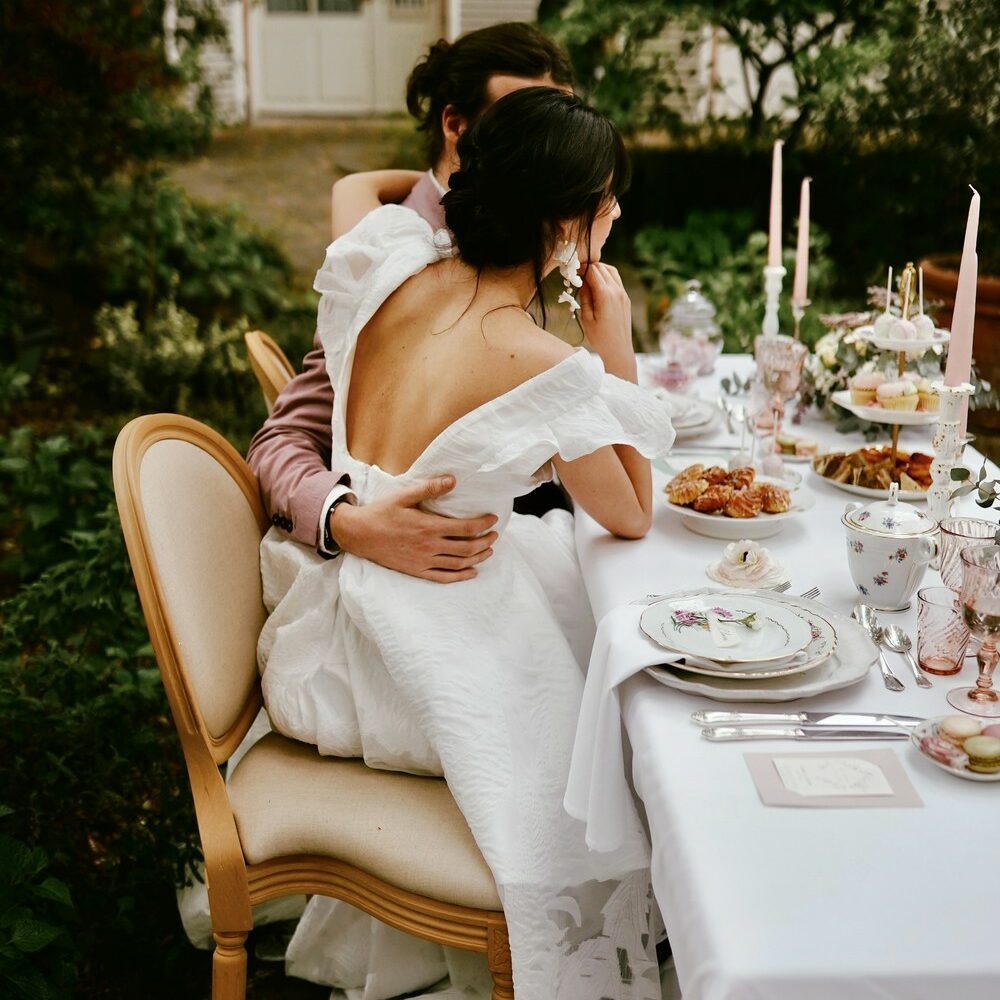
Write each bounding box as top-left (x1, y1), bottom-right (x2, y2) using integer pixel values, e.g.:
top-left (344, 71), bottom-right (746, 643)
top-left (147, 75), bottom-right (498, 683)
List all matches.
top-left (745, 749), bottom-right (923, 808)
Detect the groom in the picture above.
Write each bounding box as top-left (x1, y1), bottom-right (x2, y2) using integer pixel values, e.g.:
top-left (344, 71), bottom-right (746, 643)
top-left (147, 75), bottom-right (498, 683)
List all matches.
top-left (248, 23), bottom-right (574, 582)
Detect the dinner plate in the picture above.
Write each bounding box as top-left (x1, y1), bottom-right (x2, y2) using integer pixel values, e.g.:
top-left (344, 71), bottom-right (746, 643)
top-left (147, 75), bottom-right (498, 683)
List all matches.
top-left (651, 605), bottom-right (838, 681)
top-left (831, 390), bottom-right (938, 427)
top-left (640, 593), bottom-right (814, 664)
top-left (646, 388), bottom-right (717, 440)
top-left (643, 589), bottom-right (875, 702)
top-left (808, 460), bottom-right (928, 503)
top-left (909, 718), bottom-right (1000, 783)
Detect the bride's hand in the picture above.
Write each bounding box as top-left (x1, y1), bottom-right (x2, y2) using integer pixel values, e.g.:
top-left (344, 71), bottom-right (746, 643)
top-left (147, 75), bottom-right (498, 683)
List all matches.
top-left (577, 263), bottom-right (636, 382)
top-left (329, 475), bottom-right (498, 583)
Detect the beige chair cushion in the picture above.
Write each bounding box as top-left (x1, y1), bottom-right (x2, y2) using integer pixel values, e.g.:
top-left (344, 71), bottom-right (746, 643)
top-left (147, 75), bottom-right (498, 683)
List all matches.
top-left (228, 733), bottom-right (501, 912)
top-left (140, 439), bottom-right (264, 739)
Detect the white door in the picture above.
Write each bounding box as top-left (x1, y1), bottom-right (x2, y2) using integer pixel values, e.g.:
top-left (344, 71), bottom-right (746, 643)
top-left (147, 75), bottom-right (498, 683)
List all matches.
top-left (252, 0), bottom-right (441, 115)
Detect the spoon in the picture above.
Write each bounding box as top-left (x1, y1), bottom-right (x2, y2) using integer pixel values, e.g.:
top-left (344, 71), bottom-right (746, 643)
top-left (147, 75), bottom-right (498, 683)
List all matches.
top-left (882, 624), bottom-right (933, 689)
top-left (853, 604), bottom-right (905, 692)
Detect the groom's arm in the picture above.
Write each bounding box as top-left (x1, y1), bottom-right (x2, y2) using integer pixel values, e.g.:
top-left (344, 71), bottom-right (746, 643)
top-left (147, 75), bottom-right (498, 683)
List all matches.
top-left (246, 335), bottom-right (499, 580)
top-left (247, 333), bottom-right (340, 550)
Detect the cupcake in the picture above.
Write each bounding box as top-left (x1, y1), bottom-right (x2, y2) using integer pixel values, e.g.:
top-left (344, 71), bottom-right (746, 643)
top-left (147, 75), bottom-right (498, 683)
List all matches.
top-left (938, 715), bottom-right (982, 747)
top-left (963, 735), bottom-right (1000, 774)
top-left (851, 371), bottom-right (886, 404)
top-left (876, 380), bottom-right (918, 411)
top-left (916, 377), bottom-right (939, 412)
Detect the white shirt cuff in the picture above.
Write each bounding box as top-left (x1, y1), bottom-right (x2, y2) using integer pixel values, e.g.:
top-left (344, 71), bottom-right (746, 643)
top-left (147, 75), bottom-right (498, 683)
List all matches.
top-left (318, 483), bottom-right (358, 557)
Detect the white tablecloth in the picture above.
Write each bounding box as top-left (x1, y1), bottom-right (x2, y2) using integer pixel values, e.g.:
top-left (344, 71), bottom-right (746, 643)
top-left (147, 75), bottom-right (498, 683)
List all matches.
top-left (574, 354), bottom-right (1000, 1000)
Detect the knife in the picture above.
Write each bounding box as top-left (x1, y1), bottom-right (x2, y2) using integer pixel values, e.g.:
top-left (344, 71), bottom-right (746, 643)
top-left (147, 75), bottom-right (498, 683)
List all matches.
top-left (702, 725), bottom-right (912, 742)
top-left (691, 710), bottom-right (923, 728)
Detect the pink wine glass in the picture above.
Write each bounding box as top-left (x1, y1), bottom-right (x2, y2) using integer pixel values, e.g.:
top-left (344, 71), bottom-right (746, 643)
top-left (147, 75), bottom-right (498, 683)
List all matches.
top-left (947, 545), bottom-right (1000, 717)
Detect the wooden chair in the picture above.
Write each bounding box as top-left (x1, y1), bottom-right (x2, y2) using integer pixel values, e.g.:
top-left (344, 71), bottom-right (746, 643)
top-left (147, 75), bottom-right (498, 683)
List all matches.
top-left (112, 414), bottom-right (512, 1000)
top-left (244, 330), bottom-right (296, 413)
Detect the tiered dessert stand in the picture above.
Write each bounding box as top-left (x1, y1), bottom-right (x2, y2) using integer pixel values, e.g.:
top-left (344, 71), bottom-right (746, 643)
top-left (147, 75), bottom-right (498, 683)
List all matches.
top-left (831, 262), bottom-right (951, 500)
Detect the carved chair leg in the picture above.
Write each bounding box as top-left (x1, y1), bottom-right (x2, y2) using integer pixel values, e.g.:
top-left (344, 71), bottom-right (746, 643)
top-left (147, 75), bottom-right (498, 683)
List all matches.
top-left (487, 920), bottom-right (514, 1000)
top-left (212, 929), bottom-right (248, 1000)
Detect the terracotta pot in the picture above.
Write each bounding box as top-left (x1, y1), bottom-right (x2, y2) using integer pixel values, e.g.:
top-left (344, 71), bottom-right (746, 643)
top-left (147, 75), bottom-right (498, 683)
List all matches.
top-left (919, 255), bottom-right (1000, 432)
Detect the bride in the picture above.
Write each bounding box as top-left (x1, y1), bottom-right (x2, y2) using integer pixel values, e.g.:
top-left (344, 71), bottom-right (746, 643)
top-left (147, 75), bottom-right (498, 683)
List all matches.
top-left (258, 87), bottom-right (674, 1000)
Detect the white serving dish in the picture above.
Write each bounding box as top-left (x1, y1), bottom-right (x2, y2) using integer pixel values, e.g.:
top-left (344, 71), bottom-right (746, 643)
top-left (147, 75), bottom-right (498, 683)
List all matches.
top-left (831, 390), bottom-right (938, 427)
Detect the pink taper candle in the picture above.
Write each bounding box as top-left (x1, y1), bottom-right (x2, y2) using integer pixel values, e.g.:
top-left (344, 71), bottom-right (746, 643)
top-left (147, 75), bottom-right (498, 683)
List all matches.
top-left (792, 177), bottom-right (811, 302)
top-left (767, 140), bottom-right (783, 267)
top-left (944, 186), bottom-right (980, 434)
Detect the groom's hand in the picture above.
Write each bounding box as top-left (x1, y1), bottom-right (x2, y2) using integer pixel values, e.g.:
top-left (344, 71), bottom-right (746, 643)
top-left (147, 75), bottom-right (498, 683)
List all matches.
top-left (328, 476), bottom-right (498, 583)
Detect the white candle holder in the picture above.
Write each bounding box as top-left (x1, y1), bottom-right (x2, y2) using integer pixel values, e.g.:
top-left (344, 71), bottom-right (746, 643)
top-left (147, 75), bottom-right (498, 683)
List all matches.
top-left (761, 265), bottom-right (786, 337)
top-left (928, 381), bottom-right (976, 525)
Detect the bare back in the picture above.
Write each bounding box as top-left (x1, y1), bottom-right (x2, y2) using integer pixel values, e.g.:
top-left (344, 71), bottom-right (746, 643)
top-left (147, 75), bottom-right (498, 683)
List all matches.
top-left (345, 257), bottom-right (572, 475)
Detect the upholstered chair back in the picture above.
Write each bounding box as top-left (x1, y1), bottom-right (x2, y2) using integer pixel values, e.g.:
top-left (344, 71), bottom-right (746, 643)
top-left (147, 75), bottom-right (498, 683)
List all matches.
top-left (114, 416), bottom-right (267, 764)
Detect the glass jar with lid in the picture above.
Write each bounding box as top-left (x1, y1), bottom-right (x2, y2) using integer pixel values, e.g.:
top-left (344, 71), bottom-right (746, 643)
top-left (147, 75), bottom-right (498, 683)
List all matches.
top-left (658, 279), bottom-right (723, 377)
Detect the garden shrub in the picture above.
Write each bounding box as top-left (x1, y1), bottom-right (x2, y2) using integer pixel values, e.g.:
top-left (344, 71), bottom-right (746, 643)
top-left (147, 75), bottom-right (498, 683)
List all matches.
top-left (0, 476), bottom-right (207, 997)
top-left (633, 209), bottom-right (839, 353)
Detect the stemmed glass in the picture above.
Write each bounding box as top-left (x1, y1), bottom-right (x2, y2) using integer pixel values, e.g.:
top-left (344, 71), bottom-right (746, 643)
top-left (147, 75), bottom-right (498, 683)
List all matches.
top-left (752, 334), bottom-right (807, 447)
top-left (938, 517), bottom-right (996, 659)
top-left (947, 544), bottom-right (1000, 717)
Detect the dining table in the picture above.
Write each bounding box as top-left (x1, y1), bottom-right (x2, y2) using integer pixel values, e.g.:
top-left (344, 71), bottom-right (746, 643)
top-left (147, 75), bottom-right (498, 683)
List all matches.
top-left (572, 353), bottom-right (1000, 1000)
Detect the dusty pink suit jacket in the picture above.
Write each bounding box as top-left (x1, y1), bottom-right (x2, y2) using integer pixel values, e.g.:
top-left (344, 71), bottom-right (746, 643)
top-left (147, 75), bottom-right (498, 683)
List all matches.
top-left (246, 173), bottom-right (446, 549)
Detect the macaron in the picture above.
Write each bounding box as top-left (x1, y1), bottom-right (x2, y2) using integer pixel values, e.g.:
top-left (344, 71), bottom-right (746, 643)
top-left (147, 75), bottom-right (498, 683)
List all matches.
top-left (962, 735), bottom-right (1000, 774)
top-left (938, 715), bottom-right (982, 746)
top-left (982, 723), bottom-right (1000, 740)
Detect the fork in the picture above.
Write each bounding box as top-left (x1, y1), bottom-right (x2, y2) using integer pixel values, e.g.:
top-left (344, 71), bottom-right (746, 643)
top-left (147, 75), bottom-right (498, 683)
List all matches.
top-left (635, 584), bottom-right (820, 605)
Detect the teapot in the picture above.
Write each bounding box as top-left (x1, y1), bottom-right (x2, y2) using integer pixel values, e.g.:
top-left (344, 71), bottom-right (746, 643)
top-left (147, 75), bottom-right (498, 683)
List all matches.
top-left (841, 484), bottom-right (939, 611)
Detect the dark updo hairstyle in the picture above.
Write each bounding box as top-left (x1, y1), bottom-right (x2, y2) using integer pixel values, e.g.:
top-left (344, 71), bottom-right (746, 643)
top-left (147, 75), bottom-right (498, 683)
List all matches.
top-left (406, 22), bottom-right (574, 165)
top-left (442, 87), bottom-right (630, 322)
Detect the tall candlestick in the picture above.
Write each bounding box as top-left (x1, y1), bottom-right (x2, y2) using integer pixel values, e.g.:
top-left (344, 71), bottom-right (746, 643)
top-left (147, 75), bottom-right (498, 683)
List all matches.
top-left (944, 186), bottom-right (980, 436)
top-left (791, 177), bottom-right (811, 303)
top-left (767, 140), bottom-right (783, 268)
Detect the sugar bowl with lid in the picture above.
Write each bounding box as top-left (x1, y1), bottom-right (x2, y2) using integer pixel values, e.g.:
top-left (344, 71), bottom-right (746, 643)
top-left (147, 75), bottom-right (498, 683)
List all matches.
top-left (842, 483), bottom-right (939, 611)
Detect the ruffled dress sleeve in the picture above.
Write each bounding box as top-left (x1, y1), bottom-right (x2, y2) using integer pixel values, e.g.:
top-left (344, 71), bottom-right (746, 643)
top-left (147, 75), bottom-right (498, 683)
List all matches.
top-left (312, 205), bottom-right (442, 383)
top-left (473, 350), bottom-right (676, 477)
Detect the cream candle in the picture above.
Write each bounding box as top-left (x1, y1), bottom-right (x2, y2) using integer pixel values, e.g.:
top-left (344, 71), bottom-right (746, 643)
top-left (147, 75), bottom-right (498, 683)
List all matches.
top-left (792, 177), bottom-right (811, 302)
top-left (944, 186), bottom-right (980, 434)
top-left (767, 140), bottom-right (783, 268)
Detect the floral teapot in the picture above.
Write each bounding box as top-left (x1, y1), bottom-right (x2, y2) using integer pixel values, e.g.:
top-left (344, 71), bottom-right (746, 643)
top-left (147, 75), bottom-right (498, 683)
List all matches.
top-left (842, 483), bottom-right (939, 611)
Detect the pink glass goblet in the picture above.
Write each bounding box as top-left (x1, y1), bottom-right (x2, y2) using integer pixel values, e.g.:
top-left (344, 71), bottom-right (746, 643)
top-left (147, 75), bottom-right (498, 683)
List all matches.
top-left (947, 545), bottom-right (1000, 717)
top-left (938, 517), bottom-right (997, 591)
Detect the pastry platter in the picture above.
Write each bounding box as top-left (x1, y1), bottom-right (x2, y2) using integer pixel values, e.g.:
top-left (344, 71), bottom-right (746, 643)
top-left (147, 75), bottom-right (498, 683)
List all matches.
top-left (810, 447), bottom-right (931, 502)
top-left (830, 389), bottom-right (938, 427)
top-left (657, 452), bottom-right (814, 540)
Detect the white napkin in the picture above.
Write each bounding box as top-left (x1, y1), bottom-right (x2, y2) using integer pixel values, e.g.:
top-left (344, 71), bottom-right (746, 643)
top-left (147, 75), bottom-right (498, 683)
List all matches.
top-left (565, 603), bottom-right (684, 853)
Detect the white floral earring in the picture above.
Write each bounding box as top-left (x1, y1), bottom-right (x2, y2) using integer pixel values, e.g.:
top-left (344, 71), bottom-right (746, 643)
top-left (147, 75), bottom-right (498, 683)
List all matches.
top-left (554, 239), bottom-right (582, 316)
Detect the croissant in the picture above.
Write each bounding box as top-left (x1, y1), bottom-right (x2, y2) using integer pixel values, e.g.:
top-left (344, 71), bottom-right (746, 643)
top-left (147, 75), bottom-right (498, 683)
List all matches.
top-left (667, 478), bottom-right (709, 506)
top-left (724, 489), bottom-right (764, 518)
top-left (692, 484), bottom-right (734, 513)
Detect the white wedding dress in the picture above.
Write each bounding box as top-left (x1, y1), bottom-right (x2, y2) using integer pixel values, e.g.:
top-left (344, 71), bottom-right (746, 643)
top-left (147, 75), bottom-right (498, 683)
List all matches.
top-left (257, 206), bottom-right (675, 1000)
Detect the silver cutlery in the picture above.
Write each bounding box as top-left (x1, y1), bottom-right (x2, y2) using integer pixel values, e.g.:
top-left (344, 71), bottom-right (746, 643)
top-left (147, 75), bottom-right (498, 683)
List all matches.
top-left (692, 710), bottom-right (924, 728)
top-left (717, 395), bottom-right (735, 434)
top-left (773, 581), bottom-right (791, 594)
top-left (702, 725), bottom-right (911, 742)
top-left (853, 604), bottom-right (905, 692)
top-left (798, 586), bottom-right (820, 600)
top-left (882, 623), bottom-right (933, 689)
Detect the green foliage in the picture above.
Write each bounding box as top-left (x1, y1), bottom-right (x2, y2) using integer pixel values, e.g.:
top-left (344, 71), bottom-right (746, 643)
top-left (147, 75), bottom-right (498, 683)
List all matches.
top-left (633, 209), bottom-right (838, 352)
top-left (0, 476), bottom-right (205, 995)
top-left (0, 805), bottom-right (78, 1000)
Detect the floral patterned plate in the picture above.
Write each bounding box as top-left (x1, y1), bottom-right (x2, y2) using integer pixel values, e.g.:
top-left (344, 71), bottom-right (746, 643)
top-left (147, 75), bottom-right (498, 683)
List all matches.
top-left (640, 593), bottom-right (813, 664)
